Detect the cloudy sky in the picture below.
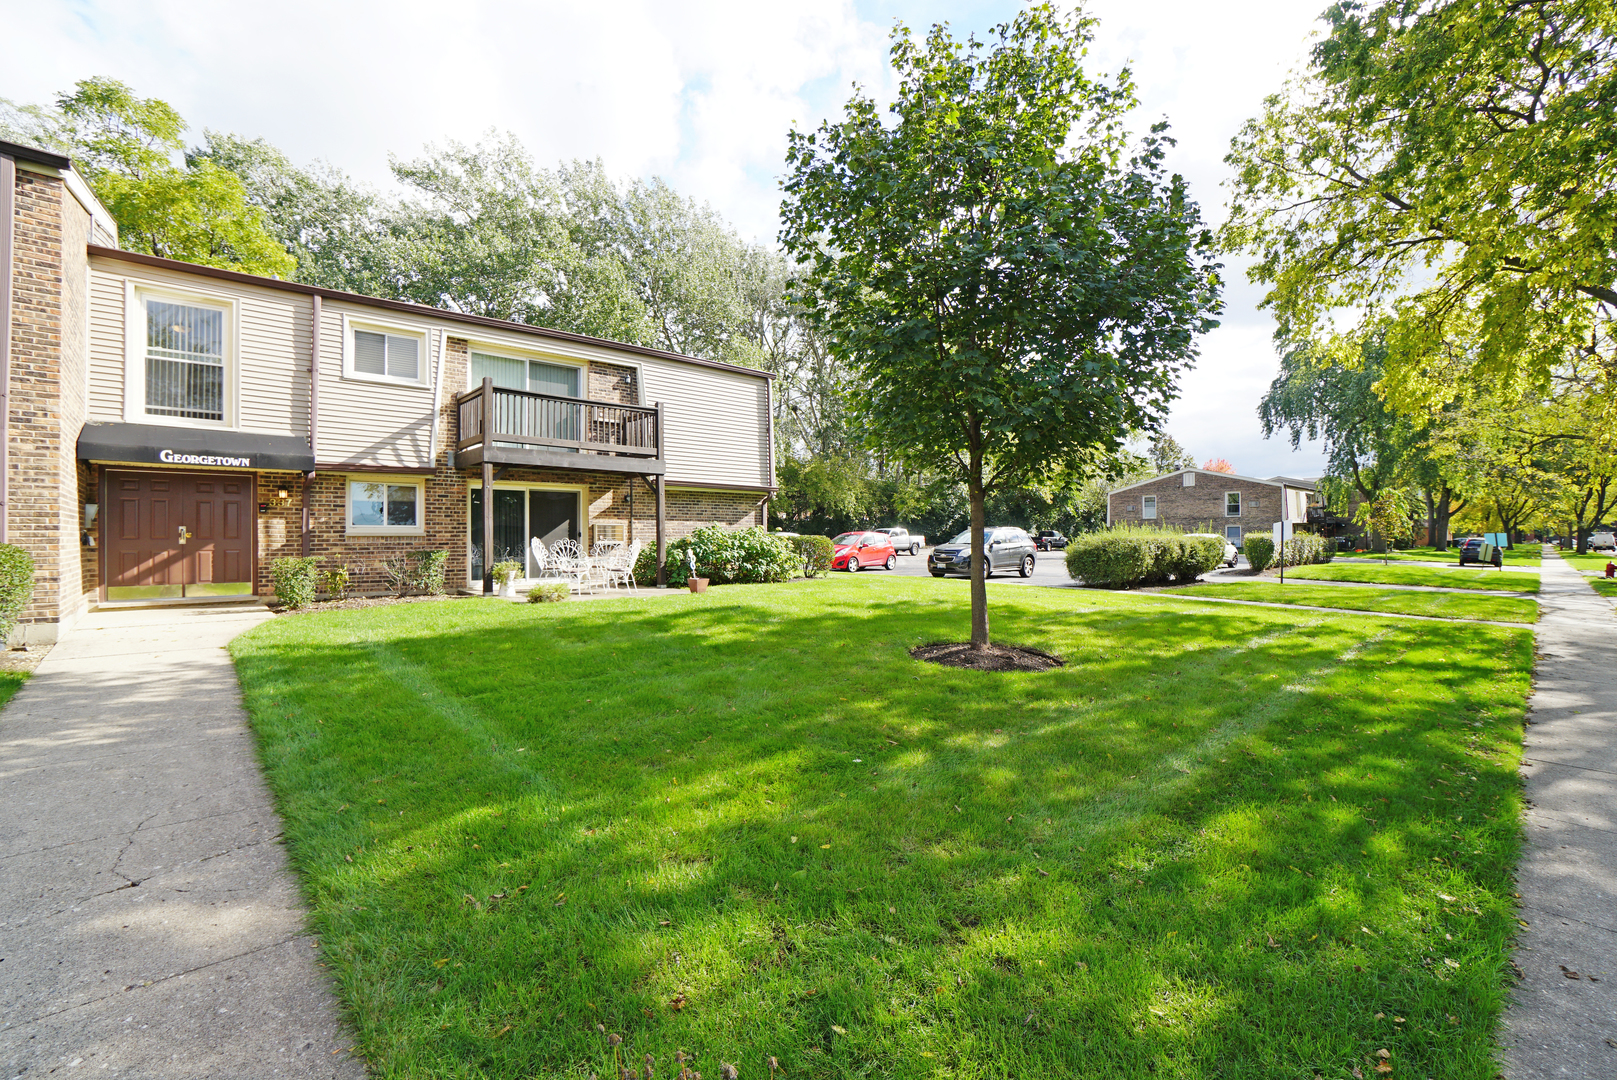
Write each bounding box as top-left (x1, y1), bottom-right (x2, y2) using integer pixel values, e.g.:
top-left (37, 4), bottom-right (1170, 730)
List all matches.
top-left (8, 0), bottom-right (1329, 477)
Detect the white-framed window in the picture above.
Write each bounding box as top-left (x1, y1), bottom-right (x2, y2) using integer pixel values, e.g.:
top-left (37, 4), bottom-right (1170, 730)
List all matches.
top-left (1141, 495), bottom-right (1157, 519)
top-left (127, 284), bottom-right (236, 427)
top-left (346, 477), bottom-right (426, 535)
top-left (1183, 472), bottom-right (1196, 487)
top-left (1225, 491), bottom-right (1242, 516)
top-left (344, 318), bottom-right (430, 387)
top-left (1226, 525), bottom-right (1242, 544)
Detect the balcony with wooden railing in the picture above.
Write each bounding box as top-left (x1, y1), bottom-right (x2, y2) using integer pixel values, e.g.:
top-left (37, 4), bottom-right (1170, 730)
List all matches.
top-left (455, 378), bottom-right (664, 474)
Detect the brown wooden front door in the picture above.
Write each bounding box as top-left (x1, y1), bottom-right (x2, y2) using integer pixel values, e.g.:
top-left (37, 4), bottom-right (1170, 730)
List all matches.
top-left (105, 470), bottom-right (256, 599)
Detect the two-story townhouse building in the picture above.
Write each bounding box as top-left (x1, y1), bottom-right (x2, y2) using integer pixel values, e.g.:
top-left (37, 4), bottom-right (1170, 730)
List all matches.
top-left (1, 139), bottom-right (775, 642)
top-left (1107, 468), bottom-right (1317, 548)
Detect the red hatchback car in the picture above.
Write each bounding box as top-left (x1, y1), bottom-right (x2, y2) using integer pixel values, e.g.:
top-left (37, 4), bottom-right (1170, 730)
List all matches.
top-left (832, 531), bottom-right (898, 572)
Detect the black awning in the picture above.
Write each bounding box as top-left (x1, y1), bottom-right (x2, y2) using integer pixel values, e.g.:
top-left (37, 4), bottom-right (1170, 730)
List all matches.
top-left (76, 423), bottom-right (315, 472)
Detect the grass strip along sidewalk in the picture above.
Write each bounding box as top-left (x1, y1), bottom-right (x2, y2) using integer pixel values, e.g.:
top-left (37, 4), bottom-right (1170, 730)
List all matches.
top-left (1282, 563), bottom-right (1539, 594)
top-left (1175, 581), bottom-right (1538, 624)
top-left (1338, 546), bottom-right (1541, 568)
top-left (231, 576), bottom-right (1531, 1079)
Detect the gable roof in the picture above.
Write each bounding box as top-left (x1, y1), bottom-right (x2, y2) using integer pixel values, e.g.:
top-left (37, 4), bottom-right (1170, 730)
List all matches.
top-left (1108, 469), bottom-right (1318, 497)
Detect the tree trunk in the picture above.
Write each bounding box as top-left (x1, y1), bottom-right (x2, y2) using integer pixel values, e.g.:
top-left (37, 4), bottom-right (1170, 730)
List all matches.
top-left (1424, 490), bottom-right (1436, 550)
top-left (968, 431), bottom-right (990, 651)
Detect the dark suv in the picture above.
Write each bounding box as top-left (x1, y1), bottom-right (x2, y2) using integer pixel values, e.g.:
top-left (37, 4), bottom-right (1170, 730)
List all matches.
top-left (1031, 530), bottom-right (1068, 551)
top-left (1457, 537), bottom-right (1503, 567)
top-left (928, 527), bottom-right (1038, 578)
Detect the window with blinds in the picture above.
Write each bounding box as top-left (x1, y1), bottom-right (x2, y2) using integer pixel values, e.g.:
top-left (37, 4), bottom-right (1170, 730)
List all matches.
top-left (145, 299), bottom-right (226, 421)
top-left (353, 329), bottom-right (422, 381)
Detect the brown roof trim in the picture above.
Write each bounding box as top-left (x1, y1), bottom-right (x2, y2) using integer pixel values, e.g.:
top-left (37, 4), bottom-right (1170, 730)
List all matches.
top-left (316, 462), bottom-right (436, 475)
top-left (88, 245), bottom-right (775, 381)
top-left (1, 139), bottom-right (72, 171)
top-left (665, 481), bottom-right (778, 495)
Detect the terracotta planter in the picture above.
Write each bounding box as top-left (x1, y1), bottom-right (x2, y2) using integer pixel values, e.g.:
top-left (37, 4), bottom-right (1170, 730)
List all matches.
top-left (688, 577), bottom-right (709, 593)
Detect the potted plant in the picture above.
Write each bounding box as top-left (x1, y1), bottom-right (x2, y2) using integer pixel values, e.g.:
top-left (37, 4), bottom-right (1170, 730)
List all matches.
top-left (685, 549), bottom-right (709, 593)
top-left (491, 559), bottom-right (523, 598)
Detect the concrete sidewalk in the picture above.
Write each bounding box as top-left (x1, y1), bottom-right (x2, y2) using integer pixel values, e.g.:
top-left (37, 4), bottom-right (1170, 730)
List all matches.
top-left (1504, 550), bottom-right (1617, 1076)
top-left (0, 605), bottom-right (365, 1078)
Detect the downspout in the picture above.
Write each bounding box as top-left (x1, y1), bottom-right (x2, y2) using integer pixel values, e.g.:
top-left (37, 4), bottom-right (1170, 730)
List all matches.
top-left (0, 153), bottom-right (14, 544)
top-left (302, 294), bottom-right (320, 557)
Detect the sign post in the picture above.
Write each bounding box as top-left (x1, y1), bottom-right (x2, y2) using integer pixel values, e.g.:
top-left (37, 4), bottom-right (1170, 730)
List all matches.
top-left (1275, 482), bottom-right (1292, 584)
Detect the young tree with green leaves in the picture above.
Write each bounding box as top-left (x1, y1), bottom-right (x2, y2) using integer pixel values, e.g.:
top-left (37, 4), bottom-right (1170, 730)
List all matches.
top-left (781, 5), bottom-right (1220, 650)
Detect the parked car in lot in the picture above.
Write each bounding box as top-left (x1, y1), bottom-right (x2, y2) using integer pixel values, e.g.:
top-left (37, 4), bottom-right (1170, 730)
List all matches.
top-left (1031, 530), bottom-right (1068, 551)
top-left (1185, 533), bottom-right (1240, 568)
top-left (831, 531), bottom-right (898, 572)
top-left (873, 527), bottom-right (925, 555)
top-left (928, 527), bottom-right (1038, 578)
top-left (1457, 537), bottom-right (1503, 567)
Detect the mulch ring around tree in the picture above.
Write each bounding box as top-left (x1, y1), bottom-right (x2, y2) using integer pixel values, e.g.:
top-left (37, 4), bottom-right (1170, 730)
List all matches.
top-left (910, 642), bottom-right (1064, 672)
top-left (270, 594), bottom-right (482, 616)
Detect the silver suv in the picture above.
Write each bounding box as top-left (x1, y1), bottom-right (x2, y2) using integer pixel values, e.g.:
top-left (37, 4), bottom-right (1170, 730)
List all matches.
top-left (928, 527), bottom-right (1038, 578)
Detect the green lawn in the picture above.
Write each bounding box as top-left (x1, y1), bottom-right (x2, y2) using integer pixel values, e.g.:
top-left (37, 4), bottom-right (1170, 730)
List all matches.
top-left (1282, 563), bottom-right (1539, 594)
top-left (0, 671), bottom-right (28, 709)
top-left (1557, 553), bottom-right (1614, 575)
top-left (231, 577), bottom-right (1531, 1079)
top-left (1337, 546), bottom-right (1541, 567)
top-left (1174, 581), bottom-right (1538, 624)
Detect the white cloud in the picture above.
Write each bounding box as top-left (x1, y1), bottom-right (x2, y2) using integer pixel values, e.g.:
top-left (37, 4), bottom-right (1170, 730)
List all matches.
top-left (5, 0), bottom-right (1329, 475)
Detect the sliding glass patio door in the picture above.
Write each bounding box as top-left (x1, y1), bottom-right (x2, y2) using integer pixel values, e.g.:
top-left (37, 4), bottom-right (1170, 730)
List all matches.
top-left (468, 488), bottom-right (580, 582)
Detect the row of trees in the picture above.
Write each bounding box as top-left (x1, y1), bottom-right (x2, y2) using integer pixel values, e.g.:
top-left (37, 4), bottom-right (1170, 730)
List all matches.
top-left (1230, 0), bottom-right (1617, 553)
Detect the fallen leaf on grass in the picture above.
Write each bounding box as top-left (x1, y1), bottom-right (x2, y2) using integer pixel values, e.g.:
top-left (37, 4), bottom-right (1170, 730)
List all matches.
top-left (1443, 958), bottom-right (1460, 968)
top-left (493, 1025), bottom-right (512, 1038)
top-left (830, 1025), bottom-right (847, 1035)
top-left (669, 994), bottom-right (687, 1011)
top-left (820, 844), bottom-right (831, 849)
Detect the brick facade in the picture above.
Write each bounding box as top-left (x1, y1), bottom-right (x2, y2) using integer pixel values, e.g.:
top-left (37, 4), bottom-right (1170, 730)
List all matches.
top-left (1108, 470), bottom-right (1305, 544)
top-left (7, 166), bottom-right (92, 642)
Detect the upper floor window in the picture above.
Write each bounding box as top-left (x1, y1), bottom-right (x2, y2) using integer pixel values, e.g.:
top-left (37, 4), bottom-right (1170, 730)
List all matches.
top-left (1142, 495), bottom-right (1157, 519)
top-left (354, 330), bottom-right (420, 381)
top-left (1225, 492), bottom-right (1242, 516)
top-left (345, 319), bottom-right (429, 387)
top-left (145, 299), bottom-right (225, 421)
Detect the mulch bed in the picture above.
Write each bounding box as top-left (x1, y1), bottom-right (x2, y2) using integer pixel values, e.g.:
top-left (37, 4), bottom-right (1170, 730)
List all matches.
top-left (910, 642), bottom-right (1064, 672)
top-left (271, 594), bottom-right (482, 616)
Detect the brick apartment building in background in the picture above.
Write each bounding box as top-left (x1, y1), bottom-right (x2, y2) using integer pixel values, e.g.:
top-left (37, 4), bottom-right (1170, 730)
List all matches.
top-left (0, 139), bottom-right (776, 643)
top-left (1107, 468), bottom-right (1318, 549)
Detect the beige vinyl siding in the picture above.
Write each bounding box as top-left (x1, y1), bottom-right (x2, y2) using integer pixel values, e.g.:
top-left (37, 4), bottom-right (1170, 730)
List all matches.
top-left (638, 356), bottom-right (771, 488)
top-left (316, 302), bottom-right (436, 469)
top-left (87, 268), bottom-right (125, 421)
top-left (86, 258), bottom-right (311, 436)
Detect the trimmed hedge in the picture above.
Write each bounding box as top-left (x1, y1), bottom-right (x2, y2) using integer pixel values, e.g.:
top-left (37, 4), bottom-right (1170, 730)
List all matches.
top-left (1064, 529), bottom-right (1224, 588)
top-left (1244, 536), bottom-right (1275, 572)
top-left (633, 525), bottom-right (801, 588)
top-left (409, 549), bottom-right (449, 595)
top-left (0, 544), bottom-right (35, 644)
top-left (787, 534), bottom-right (834, 577)
top-left (270, 556), bottom-right (320, 609)
top-left (1247, 533), bottom-right (1334, 572)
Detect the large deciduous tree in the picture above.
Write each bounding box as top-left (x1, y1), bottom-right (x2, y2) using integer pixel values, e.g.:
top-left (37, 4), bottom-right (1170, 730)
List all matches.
top-left (781, 5), bottom-right (1220, 650)
top-left (1, 78), bottom-right (294, 276)
top-left (1224, 0), bottom-right (1617, 413)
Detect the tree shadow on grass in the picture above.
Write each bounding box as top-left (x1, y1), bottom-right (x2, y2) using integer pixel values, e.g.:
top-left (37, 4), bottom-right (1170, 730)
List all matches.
top-left (230, 582), bottom-right (1532, 1079)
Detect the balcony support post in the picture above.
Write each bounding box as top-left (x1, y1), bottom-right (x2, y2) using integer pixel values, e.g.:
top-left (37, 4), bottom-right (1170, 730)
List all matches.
top-left (655, 474), bottom-right (666, 588)
top-left (481, 458), bottom-right (495, 595)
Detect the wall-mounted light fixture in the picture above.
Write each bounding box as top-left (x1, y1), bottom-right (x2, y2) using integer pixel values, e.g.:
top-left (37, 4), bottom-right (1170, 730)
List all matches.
top-left (276, 486), bottom-right (290, 500)
top-left (83, 503), bottom-right (99, 528)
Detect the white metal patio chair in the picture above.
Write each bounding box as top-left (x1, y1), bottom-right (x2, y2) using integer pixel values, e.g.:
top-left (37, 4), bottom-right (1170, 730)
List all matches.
top-left (529, 537), bottom-right (560, 581)
top-left (549, 538), bottom-right (599, 594)
top-left (605, 539), bottom-right (641, 591)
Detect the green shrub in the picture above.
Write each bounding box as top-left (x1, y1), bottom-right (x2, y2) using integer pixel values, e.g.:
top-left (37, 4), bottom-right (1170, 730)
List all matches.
top-left (270, 556), bottom-right (320, 609)
top-left (1279, 534), bottom-right (1332, 567)
top-left (787, 534), bottom-right (835, 577)
top-left (527, 581), bottom-right (570, 603)
top-left (633, 526), bottom-right (800, 587)
top-left (409, 550), bottom-right (448, 595)
top-left (321, 564), bottom-right (350, 601)
top-left (1064, 528), bottom-right (1222, 587)
top-left (0, 544), bottom-right (35, 644)
top-left (1244, 536), bottom-right (1275, 572)
top-left (491, 559), bottom-right (523, 586)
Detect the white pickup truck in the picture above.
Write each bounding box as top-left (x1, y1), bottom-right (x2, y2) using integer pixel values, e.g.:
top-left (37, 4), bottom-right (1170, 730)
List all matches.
top-left (875, 527), bottom-right (925, 555)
